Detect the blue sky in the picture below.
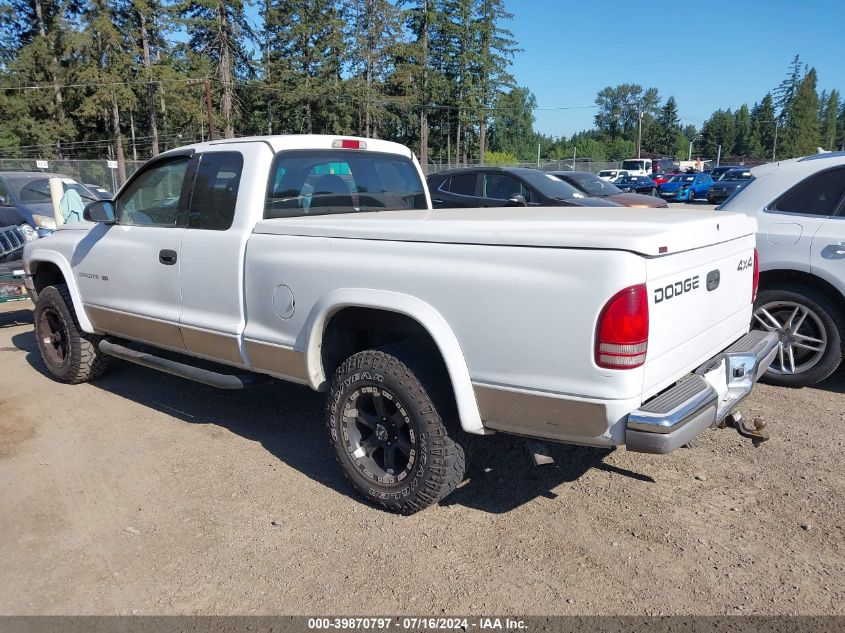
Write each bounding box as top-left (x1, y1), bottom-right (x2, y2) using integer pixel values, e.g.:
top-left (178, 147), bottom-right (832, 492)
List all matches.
top-left (506, 0), bottom-right (845, 137)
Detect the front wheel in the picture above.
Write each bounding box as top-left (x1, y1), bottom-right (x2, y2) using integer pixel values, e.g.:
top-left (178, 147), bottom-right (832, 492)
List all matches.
top-left (325, 346), bottom-right (466, 514)
top-left (33, 285), bottom-right (109, 384)
top-left (686, 188), bottom-right (695, 202)
top-left (650, 187), bottom-right (657, 196)
top-left (752, 284), bottom-right (843, 387)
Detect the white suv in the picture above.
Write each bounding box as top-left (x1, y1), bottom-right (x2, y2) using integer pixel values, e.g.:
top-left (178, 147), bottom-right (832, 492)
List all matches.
top-left (719, 152), bottom-right (845, 387)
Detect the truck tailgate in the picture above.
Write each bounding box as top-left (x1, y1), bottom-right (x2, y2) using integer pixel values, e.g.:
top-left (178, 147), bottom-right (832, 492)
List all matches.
top-left (643, 233), bottom-right (757, 400)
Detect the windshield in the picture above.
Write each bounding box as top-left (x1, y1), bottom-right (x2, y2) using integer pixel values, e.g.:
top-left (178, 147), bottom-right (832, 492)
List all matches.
top-left (518, 170), bottom-right (586, 200)
top-left (265, 150), bottom-right (427, 218)
top-left (616, 176), bottom-right (640, 185)
top-left (670, 175), bottom-right (695, 183)
top-left (622, 160), bottom-right (646, 171)
top-left (557, 172), bottom-right (620, 196)
top-left (7, 176), bottom-right (98, 204)
top-left (719, 170), bottom-right (753, 181)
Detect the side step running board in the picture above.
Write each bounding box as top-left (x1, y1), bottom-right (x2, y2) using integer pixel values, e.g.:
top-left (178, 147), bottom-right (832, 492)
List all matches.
top-left (98, 339), bottom-right (270, 390)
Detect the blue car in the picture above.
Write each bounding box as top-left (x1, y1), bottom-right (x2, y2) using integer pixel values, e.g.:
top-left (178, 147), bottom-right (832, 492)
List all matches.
top-left (658, 173), bottom-right (714, 202)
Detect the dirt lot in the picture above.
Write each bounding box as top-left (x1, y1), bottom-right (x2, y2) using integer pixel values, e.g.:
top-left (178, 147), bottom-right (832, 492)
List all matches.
top-left (1, 300), bottom-right (843, 616)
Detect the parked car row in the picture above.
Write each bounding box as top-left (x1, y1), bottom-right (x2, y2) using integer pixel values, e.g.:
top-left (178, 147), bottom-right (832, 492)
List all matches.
top-left (427, 167), bottom-right (668, 209)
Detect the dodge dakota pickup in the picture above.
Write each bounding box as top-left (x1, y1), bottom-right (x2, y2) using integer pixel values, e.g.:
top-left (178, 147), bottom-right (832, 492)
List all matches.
top-left (23, 135), bottom-right (778, 513)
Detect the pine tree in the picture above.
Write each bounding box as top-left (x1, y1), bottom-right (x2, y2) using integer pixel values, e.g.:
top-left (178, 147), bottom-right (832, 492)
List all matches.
top-left (474, 0), bottom-right (517, 163)
top-left (76, 0), bottom-right (137, 182)
top-left (440, 0), bottom-right (479, 164)
top-left (266, 0), bottom-right (346, 135)
top-left (346, 0), bottom-right (402, 138)
top-left (488, 86), bottom-right (535, 157)
top-left (837, 100), bottom-right (845, 151)
top-left (820, 89), bottom-right (839, 150)
top-left (131, 0), bottom-right (170, 155)
top-left (0, 0), bottom-right (79, 152)
top-left (733, 104), bottom-right (751, 156)
top-left (390, 0), bottom-right (448, 163)
top-left (784, 67), bottom-right (819, 157)
top-left (179, 0), bottom-right (255, 138)
top-left (654, 96), bottom-right (681, 157)
top-left (702, 109), bottom-right (736, 157)
top-left (774, 54), bottom-right (803, 123)
top-left (751, 92), bottom-right (777, 159)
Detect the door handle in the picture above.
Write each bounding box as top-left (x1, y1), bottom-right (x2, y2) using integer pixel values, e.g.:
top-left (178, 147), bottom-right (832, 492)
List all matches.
top-left (159, 249), bottom-right (178, 265)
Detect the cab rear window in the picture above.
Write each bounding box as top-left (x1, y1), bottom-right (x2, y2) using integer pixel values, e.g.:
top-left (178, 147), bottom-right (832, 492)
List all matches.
top-left (265, 150), bottom-right (427, 219)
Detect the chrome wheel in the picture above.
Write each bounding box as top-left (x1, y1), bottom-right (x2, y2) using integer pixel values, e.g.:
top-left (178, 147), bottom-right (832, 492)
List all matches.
top-left (752, 301), bottom-right (827, 375)
top-left (341, 385), bottom-right (417, 485)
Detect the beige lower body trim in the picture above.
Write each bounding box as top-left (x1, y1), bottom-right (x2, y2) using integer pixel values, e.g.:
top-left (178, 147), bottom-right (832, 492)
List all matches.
top-left (86, 305), bottom-right (185, 350)
top-left (473, 383), bottom-right (609, 441)
top-left (244, 339), bottom-right (308, 383)
top-left (180, 326), bottom-right (243, 365)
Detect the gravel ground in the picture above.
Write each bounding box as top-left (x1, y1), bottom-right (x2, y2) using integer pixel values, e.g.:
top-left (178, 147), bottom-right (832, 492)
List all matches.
top-left (1, 300), bottom-right (843, 616)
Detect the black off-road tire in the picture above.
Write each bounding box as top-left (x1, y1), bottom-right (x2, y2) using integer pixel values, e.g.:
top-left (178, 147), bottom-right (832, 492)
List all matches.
top-left (33, 284), bottom-right (109, 384)
top-left (753, 284), bottom-right (843, 388)
top-left (325, 345), bottom-right (466, 514)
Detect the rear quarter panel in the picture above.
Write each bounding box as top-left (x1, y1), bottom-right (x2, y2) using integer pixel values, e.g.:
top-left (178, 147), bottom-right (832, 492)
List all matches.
top-left (242, 235), bottom-right (650, 401)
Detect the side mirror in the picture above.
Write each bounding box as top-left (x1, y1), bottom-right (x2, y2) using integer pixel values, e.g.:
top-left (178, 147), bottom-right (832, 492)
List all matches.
top-left (508, 194), bottom-right (527, 207)
top-left (83, 200), bottom-right (116, 224)
top-left (0, 195), bottom-right (9, 207)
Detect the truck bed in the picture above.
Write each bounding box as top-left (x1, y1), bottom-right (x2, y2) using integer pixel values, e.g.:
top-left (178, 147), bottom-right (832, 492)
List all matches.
top-left (253, 206), bottom-right (757, 257)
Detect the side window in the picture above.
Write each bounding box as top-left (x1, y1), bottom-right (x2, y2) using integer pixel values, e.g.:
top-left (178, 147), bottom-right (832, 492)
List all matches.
top-left (188, 152), bottom-right (243, 231)
top-left (483, 173), bottom-right (523, 200)
top-left (447, 173), bottom-right (476, 196)
top-left (770, 167), bottom-right (845, 216)
top-left (116, 157), bottom-right (190, 226)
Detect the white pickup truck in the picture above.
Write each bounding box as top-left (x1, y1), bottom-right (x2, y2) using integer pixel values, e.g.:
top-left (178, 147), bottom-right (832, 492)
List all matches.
top-left (23, 135), bottom-right (777, 513)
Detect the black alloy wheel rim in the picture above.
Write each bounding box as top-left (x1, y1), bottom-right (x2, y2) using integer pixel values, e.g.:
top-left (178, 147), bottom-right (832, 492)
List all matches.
top-left (342, 385), bottom-right (417, 485)
top-left (38, 306), bottom-right (69, 368)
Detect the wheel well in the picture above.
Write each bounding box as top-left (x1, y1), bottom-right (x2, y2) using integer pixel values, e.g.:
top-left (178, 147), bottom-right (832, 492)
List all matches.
top-left (31, 262), bottom-right (66, 293)
top-left (759, 269), bottom-right (844, 308)
top-left (321, 306), bottom-right (452, 389)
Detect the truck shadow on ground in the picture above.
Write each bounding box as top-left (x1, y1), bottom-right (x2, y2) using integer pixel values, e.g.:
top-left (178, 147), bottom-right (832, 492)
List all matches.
top-left (13, 328), bottom-right (652, 514)
top-left (0, 307), bottom-right (33, 328)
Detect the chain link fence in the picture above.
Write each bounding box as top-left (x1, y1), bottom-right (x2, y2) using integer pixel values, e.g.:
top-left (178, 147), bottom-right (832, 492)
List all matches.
top-left (0, 158), bottom-right (145, 193)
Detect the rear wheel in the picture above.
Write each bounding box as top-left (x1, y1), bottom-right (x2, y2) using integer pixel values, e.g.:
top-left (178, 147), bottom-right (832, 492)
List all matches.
top-left (325, 345), bottom-right (466, 514)
top-left (33, 285), bottom-right (109, 384)
top-left (752, 284), bottom-right (843, 387)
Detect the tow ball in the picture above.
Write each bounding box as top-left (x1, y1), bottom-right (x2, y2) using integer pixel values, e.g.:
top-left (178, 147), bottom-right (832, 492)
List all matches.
top-left (719, 411), bottom-right (769, 446)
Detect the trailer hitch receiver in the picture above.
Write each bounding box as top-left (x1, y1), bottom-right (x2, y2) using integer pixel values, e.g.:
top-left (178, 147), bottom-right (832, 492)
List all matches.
top-left (721, 412), bottom-right (769, 446)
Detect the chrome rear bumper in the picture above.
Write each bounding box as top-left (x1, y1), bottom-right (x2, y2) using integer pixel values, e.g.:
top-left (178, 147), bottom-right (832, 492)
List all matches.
top-left (626, 331), bottom-right (778, 454)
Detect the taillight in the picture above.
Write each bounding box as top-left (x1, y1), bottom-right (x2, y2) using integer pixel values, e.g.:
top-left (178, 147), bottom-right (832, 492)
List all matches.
top-left (596, 284), bottom-right (649, 369)
top-left (752, 248), bottom-right (759, 303)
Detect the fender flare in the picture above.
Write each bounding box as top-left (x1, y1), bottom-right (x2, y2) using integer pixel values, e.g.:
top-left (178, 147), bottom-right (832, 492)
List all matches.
top-left (26, 250), bottom-right (95, 333)
top-left (298, 288), bottom-right (487, 435)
